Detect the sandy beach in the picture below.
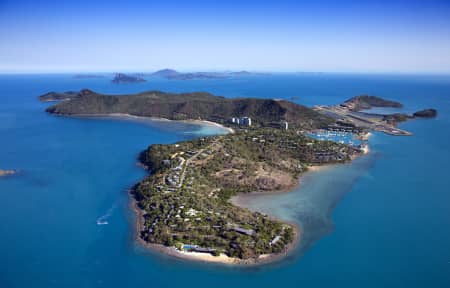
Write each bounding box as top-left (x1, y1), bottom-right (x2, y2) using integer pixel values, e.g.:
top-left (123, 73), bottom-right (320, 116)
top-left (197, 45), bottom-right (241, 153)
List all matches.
top-left (70, 113), bottom-right (235, 134)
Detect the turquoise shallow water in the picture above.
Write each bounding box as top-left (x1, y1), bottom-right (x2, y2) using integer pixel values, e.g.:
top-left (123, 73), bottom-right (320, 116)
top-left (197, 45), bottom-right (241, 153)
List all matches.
top-left (0, 74), bottom-right (449, 287)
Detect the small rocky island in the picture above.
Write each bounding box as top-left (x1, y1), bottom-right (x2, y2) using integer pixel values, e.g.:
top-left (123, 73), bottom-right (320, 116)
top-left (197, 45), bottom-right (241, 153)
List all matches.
top-left (413, 109), bottom-right (437, 118)
top-left (39, 89), bottom-right (436, 264)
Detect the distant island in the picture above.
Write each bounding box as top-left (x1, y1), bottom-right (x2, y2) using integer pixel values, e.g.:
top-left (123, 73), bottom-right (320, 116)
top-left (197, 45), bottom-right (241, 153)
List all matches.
top-left (39, 89), bottom-right (436, 264)
top-left (150, 69), bottom-right (264, 80)
top-left (112, 73), bottom-right (146, 84)
top-left (73, 74), bottom-right (105, 79)
top-left (74, 70), bottom-right (267, 83)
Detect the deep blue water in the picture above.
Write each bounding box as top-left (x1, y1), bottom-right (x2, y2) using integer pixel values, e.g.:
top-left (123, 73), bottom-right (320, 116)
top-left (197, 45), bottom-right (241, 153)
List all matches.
top-left (0, 74), bottom-right (449, 287)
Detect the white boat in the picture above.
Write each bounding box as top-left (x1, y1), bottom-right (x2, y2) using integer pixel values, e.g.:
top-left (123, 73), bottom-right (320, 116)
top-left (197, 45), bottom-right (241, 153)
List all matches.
top-left (96, 220), bottom-right (109, 225)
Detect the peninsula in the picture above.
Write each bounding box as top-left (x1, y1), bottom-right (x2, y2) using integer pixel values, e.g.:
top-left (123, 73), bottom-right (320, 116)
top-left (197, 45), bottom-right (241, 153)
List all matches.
top-left (133, 128), bottom-right (361, 262)
top-left (314, 95), bottom-right (437, 136)
top-left (38, 89), bottom-right (434, 264)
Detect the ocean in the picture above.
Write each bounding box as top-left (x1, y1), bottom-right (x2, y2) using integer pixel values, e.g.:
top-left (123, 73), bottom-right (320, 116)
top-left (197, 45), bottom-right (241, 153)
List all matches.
top-left (0, 73), bottom-right (449, 287)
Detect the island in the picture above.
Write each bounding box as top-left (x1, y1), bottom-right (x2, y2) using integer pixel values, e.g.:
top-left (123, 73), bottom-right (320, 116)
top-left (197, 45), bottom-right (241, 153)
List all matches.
top-left (73, 74), bottom-right (105, 79)
top-left (150, 69), bottom-right (264, 80)
top-left (112, 73), bottom-right (146, 84)
top-left (38, 89), bottom-right (435, 264)
top-left (41, 89), bottom-right (334, 130)
top-left (151, 69), bottom-right (180, 78)
top-left (413, 109), bottom-right (437, 118)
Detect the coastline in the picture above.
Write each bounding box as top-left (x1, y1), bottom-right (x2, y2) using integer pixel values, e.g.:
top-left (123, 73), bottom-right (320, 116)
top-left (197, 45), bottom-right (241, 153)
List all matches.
top-left (230, 164), bottom-right (332, 208)
top-left (130, 152), bottom-right (369, 266)
top-left (130, 191), bottom-right (301, 266)
top-left (67, 113), bottom-right (235, 134)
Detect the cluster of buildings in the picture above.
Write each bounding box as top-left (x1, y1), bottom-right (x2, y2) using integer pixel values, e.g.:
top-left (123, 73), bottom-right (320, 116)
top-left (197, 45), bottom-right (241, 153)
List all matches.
top-left (311, 150), bottom-right (348, 163)
top-left (267, 121), bottom-right (289, 130)
top-left (230, 116), bottom-right (291, 130)
top-left (230, 116), bottom-right (252, 126)
top-left (327, 123), bottom-right (361, 133)
top-left (229, 225), bottom-right (255, 236)
top-left (161, 150), bottom-right (199, 190)
top-left (181, 244), bottom-right (216, 253)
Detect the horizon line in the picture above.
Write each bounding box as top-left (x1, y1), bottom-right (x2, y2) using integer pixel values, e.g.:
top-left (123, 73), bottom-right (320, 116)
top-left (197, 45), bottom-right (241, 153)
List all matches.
top-left (0, 69), bottom-right (450, 76)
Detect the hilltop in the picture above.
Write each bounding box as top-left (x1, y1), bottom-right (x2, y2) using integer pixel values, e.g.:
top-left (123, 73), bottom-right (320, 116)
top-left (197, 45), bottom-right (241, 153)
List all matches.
top-left (39, 89), bottom-right (94, 102)
top-left (343, 95), bottom-right (403, 111)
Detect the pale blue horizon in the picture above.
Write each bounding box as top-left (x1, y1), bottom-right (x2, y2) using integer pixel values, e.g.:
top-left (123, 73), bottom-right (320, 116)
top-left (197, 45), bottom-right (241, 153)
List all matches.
top-left (1, 0), bottom-right (450, 74)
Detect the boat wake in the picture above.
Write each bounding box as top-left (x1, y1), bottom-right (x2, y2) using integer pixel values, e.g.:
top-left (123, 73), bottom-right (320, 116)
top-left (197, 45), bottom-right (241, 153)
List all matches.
top-left (96, 204), bottom-right (116, 226)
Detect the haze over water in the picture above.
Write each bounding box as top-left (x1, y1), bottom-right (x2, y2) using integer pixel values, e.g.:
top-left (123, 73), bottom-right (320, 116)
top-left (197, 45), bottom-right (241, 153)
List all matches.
top-left (0, 74), bottom-right (449, 287)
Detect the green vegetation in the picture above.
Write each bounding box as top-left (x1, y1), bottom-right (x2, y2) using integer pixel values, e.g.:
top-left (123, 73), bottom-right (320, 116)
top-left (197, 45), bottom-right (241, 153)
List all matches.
top-left (133, 128), bottom-right (362, 259)
top-left (40, 89), bottom-right (334, 130)
top-left (39, 88), bottom-right (367, 260)
top-left (413, 109), bottom-right (437, 118)
top-left (344, 95), bottom-right (403, 111)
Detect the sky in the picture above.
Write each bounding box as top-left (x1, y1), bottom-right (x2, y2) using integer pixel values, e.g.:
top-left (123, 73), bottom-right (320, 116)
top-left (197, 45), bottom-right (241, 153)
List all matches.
top-left (1, 0), bottom-right (450, 74)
